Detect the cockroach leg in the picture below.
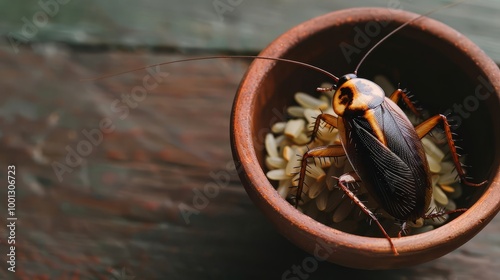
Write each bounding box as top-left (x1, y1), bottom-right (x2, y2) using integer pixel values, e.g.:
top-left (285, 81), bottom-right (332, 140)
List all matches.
top-left (307, 113), bottom-right (338, 144)
top-left (397, 222), bottom-right (408, 238)
top-left (415, 114), bottom-right (487, 187)
top-left (389, 88), bottom-right (421, 117)
top-left (397, 206), bottom-right (469, 239)
top-left (296, 144), bottom-right (345, 206)
top-left (423, 208), bottom-right (468, 220)
top-left (336, 172), bottom-right (399, 256)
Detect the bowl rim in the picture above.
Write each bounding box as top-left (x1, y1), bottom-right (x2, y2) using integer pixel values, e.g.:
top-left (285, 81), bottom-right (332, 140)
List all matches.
top-left (231, 7), bottom-right (500, 269)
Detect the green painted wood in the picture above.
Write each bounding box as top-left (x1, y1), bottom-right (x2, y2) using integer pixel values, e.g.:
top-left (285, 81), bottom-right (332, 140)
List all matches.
top-left (1, 0), bottom-right (500, 62)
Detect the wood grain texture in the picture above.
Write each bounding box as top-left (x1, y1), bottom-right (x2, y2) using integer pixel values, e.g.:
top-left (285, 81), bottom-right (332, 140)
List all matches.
top-left (1, 0), bottom-right (500, 61)
top-left (0, 45), bottom-right (498, 279)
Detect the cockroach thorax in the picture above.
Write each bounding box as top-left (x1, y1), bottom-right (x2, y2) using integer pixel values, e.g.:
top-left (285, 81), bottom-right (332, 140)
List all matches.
top-left (333, 75), bottom-right (385, 115)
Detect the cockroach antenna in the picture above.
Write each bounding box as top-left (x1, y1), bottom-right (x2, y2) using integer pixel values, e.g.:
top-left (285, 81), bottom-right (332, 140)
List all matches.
top-left (353, 0), bottom-right (467, 75)
top-left (81, 55), bottom-right (339, 83)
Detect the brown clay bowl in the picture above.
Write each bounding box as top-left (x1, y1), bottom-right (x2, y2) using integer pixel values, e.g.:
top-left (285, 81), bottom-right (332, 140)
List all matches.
top-left (230, 7), bottom-right (500, 269)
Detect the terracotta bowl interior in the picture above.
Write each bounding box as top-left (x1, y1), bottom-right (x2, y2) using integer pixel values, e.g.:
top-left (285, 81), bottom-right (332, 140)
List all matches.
top-left (232, 8), bottom-right (500, 269)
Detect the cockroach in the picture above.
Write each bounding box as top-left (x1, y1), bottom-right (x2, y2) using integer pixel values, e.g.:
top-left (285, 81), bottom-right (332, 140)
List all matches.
top-left (295, 74), bottom-right (487, 256)
top-left (86, 0), bottom-right (487, 256)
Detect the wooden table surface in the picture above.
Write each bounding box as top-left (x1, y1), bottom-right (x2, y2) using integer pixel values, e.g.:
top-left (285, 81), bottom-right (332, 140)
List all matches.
top-left (1, 1), bottom-right (499, 279)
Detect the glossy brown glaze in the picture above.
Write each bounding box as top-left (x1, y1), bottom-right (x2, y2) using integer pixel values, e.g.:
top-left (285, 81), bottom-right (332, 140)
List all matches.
top-left (231, 8), bottom-right (500, 269)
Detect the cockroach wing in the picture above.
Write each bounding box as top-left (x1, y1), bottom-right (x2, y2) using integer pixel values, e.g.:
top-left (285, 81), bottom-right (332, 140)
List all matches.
top-left (344, 101), bottom-right (431, 221)
top-left (382, 99), bottom-right (432, 217)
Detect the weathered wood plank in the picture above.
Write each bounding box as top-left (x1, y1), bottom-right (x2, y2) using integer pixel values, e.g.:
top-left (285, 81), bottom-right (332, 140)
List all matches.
top-left (2, 0), bottom-right (500, 62)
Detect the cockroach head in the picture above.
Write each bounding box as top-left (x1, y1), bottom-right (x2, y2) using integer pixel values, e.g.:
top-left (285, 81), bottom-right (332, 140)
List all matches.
top-left (337, 74), bottom-right (358, 88)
